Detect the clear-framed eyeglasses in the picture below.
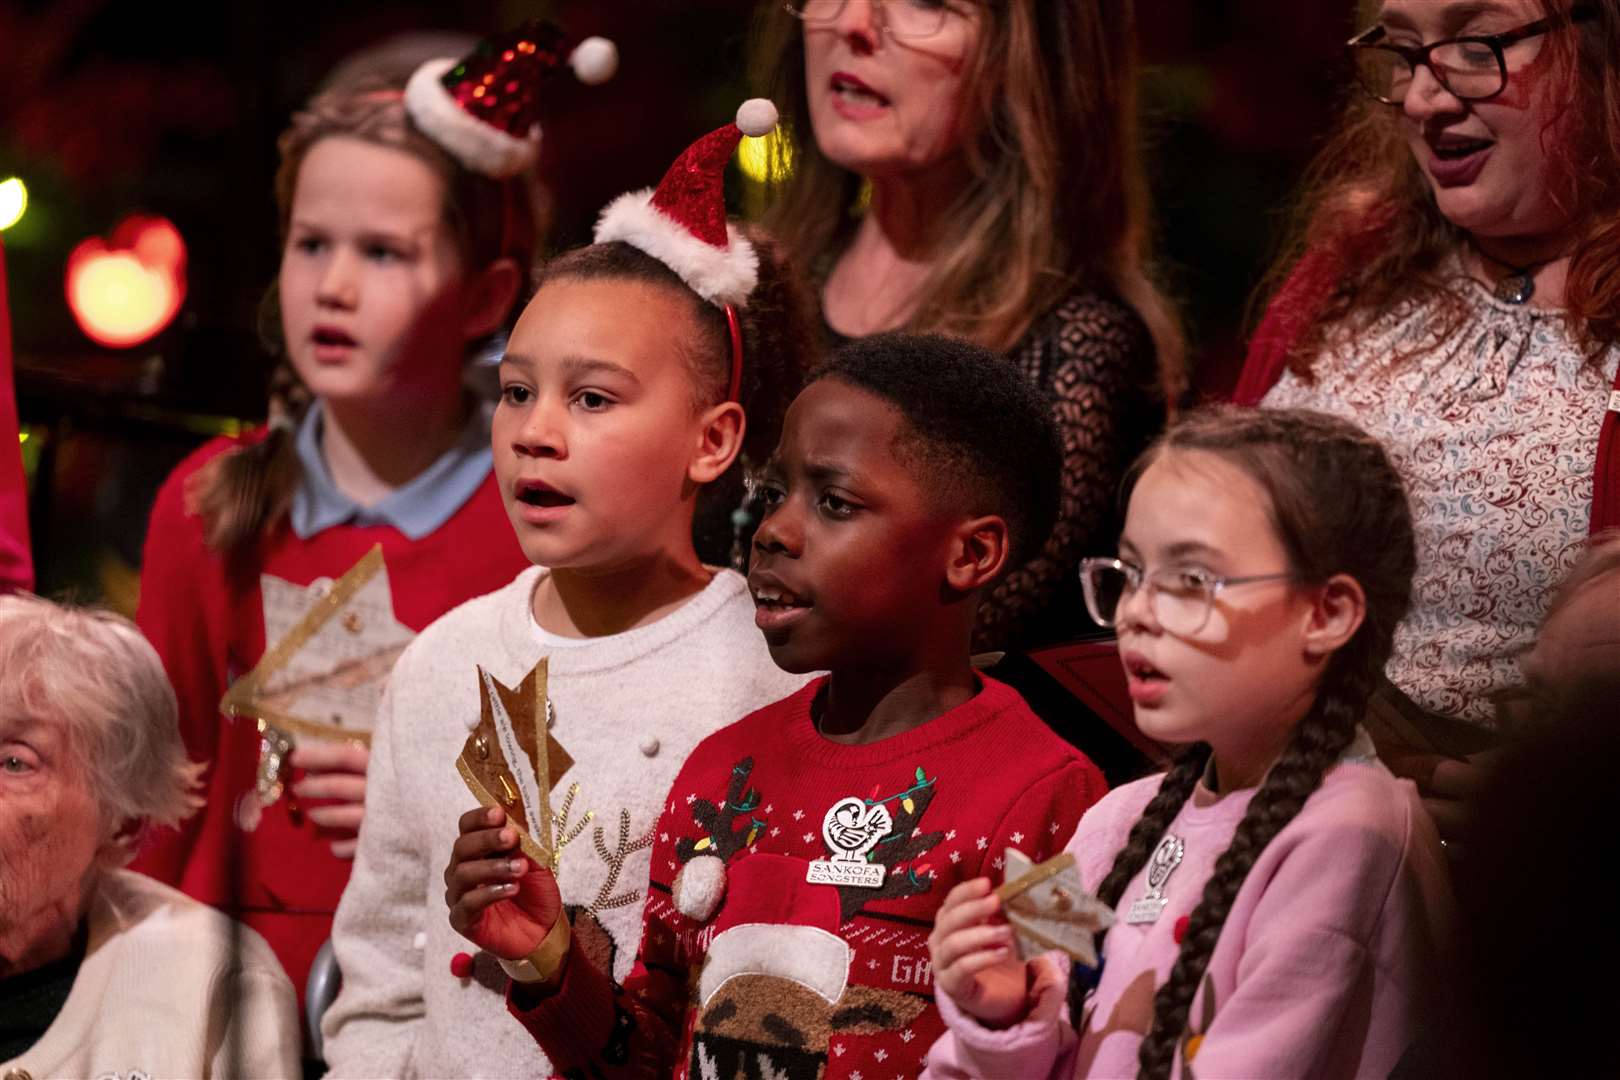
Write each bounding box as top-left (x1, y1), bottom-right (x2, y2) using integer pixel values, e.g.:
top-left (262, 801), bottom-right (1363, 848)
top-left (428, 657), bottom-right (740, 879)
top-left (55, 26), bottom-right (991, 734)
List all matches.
top-left (783, 0), bottom-right (971, 42)
top-left (1347, 7), bottom-right (1595, 106)
top-left (1079, 557), bottom-right (1295, 637)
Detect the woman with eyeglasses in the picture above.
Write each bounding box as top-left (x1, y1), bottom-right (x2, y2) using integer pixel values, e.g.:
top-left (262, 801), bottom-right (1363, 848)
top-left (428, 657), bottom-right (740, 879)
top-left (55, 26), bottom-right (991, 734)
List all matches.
top-left (749, 0), bottom-right (1185, 653)
top-left (1231, 0), bottom-right (1620, 834)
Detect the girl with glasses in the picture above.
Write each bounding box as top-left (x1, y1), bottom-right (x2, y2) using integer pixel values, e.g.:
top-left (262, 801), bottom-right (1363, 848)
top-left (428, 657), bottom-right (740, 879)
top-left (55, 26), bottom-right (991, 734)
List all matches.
top-left (925, 406), bottom-right (1452, 1079)
top-left (1231, 0), bottom-right (1620, 833)
top-left (749, 0), bottom-right (1184, 653)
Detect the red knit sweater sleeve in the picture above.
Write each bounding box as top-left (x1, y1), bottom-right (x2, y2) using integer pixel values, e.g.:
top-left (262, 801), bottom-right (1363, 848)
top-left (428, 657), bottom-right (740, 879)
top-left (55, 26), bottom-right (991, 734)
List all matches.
top-left (131, 438), bottom-right (242, 883)
top-left (1592, 369), bottom-right (1620, 536)
top-left (981, 756), bottom-right (1107, 883)
top-left (1232, 247), bottom-right (1347, 407)
top-left (507, 785), bottom-right (694, 1075)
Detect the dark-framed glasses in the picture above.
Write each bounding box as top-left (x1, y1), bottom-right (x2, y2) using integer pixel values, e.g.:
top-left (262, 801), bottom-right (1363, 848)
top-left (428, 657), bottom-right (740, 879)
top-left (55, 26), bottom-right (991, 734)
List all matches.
top-left (1079, 557), bottom-right (1295, 637)
top-left (1348, 7), bottom-right (1596, 105)
top-left (784, 0), bottom-right (969, 42)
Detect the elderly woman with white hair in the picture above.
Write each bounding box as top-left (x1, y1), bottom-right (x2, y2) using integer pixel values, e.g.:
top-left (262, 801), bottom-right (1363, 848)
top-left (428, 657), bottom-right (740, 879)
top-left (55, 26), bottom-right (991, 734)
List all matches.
top-left (0, 594), bottom-right (298, 1079)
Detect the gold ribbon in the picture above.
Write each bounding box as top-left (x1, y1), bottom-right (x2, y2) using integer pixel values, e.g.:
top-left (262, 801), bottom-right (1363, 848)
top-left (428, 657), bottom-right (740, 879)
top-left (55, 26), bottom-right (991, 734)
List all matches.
top-left (995, 851), bottom-right (1077, 904)
top-left (524, 914), bottom-right (573, 983)
top-left (221, 544), bottom-right (387, 747)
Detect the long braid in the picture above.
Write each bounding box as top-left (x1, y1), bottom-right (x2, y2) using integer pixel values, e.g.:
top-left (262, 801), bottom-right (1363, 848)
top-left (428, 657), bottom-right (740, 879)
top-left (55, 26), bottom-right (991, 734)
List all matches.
top-left (1062, 405), bottom-right (1415, 1073)
top-left (1068, 745), bottom-right (1208, 1020)
top-left (1135, 665), bottom-right (1374, 1078)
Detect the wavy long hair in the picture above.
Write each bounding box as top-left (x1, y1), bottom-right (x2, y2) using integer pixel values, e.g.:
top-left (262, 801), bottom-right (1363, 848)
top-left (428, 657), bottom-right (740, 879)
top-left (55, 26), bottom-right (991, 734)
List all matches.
top-left (749, 0), bottom-right (1184, 402)
top-left (1069, 406), bottom-right (1417, 1078)
top-left (1257, 0), bottom-right (1620, 373)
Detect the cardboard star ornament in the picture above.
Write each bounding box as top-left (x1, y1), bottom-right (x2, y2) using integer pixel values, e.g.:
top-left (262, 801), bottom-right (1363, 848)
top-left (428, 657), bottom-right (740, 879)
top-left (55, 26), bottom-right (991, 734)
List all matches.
top-left (221, 545), bottom-right (413, 823)
top-left (455, 659), bottom-right (575, 870)
top-left (996, 849), bottom-right (1116, 968)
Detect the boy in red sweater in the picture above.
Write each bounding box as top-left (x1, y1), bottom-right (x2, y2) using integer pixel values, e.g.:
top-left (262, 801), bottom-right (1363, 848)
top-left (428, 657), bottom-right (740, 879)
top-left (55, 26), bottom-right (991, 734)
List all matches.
top-left (443, 332), bottom-right (1108, 1079)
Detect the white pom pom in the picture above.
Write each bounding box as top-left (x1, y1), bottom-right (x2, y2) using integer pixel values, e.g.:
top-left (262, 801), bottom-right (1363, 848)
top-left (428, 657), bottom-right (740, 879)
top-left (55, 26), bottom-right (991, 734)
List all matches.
top-left (735, 99), bottom-right (779, 139)
top-left (672, 854), bottom-right (727, 922)
top-left (569, 37), bottom-right (619, 85)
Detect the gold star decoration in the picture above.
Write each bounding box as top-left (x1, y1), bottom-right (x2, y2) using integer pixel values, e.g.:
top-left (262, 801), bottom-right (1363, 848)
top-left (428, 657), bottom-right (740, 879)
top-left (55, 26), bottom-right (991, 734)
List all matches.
top-left (456, 658), bottom-right (577, 870)
top-left (221, 545), bottom-right (412, 809)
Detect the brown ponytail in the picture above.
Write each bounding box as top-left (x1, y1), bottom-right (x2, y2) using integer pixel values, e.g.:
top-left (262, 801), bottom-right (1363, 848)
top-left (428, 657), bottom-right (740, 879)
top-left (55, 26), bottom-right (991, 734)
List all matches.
top-left (1069, 406), bottom-right (1417, 1077)
top-left (186, 358), bottom-right (309, 556)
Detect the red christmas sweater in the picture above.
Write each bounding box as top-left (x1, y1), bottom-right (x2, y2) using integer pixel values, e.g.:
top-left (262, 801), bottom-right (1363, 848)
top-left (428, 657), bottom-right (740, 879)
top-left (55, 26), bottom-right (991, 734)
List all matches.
top-left (509, 674), bottom-right (1107, 1079)
top-left (132, 430), bottom-right (528, 998)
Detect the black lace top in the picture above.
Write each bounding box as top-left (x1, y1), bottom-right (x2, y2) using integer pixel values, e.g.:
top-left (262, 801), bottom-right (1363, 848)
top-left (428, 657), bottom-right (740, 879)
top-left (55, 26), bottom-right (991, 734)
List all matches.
top-left (824, 291), bottom-right (1162, 653)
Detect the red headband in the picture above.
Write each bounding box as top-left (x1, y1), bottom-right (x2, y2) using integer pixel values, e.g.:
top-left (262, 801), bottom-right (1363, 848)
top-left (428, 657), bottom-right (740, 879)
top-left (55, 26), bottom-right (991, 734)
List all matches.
top-left (724, 302), bottom-right (744, 403)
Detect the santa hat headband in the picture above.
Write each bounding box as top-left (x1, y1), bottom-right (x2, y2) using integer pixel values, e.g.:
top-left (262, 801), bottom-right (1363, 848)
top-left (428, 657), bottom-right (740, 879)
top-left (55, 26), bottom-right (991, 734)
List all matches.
top-left (594, 99), bottom-right (780, 402)
top-left (404, 20), bottom-right (617, 181)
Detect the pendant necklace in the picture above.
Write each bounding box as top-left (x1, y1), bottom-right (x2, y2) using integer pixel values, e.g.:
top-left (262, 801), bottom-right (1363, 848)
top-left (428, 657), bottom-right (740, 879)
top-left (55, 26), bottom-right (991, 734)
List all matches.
top-left (1474, 246), bottom-right (1556, 306)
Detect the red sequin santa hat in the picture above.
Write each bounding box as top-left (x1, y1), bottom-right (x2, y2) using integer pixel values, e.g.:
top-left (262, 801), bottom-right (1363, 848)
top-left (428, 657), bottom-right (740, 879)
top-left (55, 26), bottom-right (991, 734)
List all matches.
top-left (404, 20), bottom-right (617, 180)
top-left (593, 99), bottom-right (779, 400)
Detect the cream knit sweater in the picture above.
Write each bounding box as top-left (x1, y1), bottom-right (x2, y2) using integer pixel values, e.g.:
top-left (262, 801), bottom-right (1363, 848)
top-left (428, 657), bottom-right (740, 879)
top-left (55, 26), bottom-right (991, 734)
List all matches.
top-left (321, 566), bottom-right (808, 1079)
top-left (3, 868), bottom-right (299, 1080)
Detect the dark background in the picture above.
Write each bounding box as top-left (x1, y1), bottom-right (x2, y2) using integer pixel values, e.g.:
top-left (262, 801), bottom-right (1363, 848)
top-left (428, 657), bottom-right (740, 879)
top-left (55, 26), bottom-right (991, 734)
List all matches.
top-left (1, 0), bottom-right (1358, 607)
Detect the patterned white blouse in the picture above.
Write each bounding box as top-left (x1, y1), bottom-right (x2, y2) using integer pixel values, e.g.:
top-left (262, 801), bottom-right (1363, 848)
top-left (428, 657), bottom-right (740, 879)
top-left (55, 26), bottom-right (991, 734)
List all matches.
top-left (1264, 274), bottom-right (1620, 726)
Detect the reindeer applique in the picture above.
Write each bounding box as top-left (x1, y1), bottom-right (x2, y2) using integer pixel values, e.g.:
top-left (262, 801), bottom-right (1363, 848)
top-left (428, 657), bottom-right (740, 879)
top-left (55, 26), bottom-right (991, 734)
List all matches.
top-left (676, 756), bottom-right (765, 864)
top-left (553, 783), bottom-right (655, 982)
top-left (682, 853), bottom-right (931, 1080)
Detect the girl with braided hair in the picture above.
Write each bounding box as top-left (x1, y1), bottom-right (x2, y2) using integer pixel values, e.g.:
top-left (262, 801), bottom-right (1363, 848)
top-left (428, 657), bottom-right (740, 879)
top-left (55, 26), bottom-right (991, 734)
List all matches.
top-left (924, 406), bottom-right (1453, 1079)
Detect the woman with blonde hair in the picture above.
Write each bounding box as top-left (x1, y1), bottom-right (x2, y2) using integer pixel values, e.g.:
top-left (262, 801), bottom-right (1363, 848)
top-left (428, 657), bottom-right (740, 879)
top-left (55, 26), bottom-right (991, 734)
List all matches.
top-left (1234, 0), bottom-right (1620, 827)
top-left (0, 594), bottom-right (298, 1078)
top-left (752, 0), bottom-right (1184, 650)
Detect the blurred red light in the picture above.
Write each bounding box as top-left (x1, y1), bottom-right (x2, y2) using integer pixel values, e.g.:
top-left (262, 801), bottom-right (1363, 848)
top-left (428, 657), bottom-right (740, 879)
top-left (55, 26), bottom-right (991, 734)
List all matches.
top-left (65, 214), bottom-right (187, 348)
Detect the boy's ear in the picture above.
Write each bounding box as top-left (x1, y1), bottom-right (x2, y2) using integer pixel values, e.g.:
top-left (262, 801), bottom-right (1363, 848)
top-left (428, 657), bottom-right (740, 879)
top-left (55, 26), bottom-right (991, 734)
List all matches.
top-left (461, 257), bottom-right (525, 341)
top-left (944, 514), bottom-right (1010, 594)
top-left (687, 401), bottom-right (747, 485)
top-left (1301, 573), bottom-right (1366, 659)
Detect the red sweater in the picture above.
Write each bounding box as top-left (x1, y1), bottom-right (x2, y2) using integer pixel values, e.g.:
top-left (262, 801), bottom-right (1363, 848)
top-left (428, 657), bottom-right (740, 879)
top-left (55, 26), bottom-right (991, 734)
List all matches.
top-left (510, 675), bottom-right (1107, 1079)
top-left (0, 235), bottom-right (30, 594)
top-left (133, 431), bottom-right (528, 996)
top-left (1234, 247), bottom-right (1620, 535)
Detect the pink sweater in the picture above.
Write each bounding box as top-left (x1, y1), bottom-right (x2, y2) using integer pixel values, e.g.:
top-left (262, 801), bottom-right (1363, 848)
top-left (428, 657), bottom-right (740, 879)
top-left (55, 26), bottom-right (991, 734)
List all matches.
top-left (926, 756), bottom-right (1453, 1079)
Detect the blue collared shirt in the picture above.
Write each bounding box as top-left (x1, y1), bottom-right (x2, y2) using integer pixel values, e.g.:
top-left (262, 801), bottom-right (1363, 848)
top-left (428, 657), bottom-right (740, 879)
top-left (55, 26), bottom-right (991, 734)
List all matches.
top-left (288, 401), bottom-right (494, 541)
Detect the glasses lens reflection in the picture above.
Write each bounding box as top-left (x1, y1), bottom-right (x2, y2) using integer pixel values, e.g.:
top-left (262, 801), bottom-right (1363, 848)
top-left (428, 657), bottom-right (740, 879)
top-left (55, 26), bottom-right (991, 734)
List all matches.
top-left (1354, 42), bottom-right (1504, 103)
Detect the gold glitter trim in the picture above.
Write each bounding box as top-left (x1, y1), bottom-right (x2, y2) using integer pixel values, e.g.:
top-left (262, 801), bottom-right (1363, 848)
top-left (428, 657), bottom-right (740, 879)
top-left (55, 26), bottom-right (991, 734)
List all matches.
top-left (220, 545), bottom-right (386, 747)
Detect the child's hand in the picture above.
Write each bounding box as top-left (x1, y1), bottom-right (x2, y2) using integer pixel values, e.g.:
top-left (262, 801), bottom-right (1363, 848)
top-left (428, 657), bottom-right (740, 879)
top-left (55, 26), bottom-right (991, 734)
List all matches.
top-left (929, 878), bottom-right (1034, 1028)
top-left (444, 806), bottom-right (563, 961)
top-left (289, 742), bottom-right (369, 858)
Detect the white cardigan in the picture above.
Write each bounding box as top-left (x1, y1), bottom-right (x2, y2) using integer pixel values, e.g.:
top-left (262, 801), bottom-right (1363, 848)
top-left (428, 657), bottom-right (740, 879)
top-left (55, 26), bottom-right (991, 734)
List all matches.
top-left (1, 868), bottom-right (299, 1080)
